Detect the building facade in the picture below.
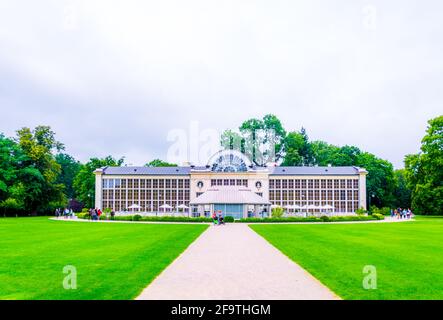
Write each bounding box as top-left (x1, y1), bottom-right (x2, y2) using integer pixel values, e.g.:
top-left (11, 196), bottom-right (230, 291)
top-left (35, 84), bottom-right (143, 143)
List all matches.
top-left (94, 150), bottom-right (367, 218)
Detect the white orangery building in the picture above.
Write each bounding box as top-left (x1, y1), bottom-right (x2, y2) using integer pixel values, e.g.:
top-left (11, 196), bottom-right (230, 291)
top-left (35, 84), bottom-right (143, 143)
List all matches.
top-left (94, 150), bottom-right (367, 219)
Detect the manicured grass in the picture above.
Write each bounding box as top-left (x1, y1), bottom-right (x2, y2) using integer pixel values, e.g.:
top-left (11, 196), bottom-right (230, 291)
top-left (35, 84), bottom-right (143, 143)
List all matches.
top-left (0, 217), bottom-right (207, 300)
top-left (251, 217), bottom-right (443, 300)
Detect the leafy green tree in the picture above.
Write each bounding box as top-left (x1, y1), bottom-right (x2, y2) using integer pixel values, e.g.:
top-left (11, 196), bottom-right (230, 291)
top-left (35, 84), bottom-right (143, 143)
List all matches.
top-left (15, 126), bottom-right (65, 214)
top-left (308, 140), bottom-right (395, 208)
top-left (393, 169), bottom-right (412, 208)
top-left (262, 114), bottom-right (287, 161)
top-left (310, 142), bottom-right (361, 166)
top-left (221, 114), bottom-right (286, 165)
top-left (298, 128), bottom-right (314, 165)
top-left (405, 115), bottom-right (443, 215)
top-left (281, 132), bottom-right (305, 166)
top-left (239, 117), bottom-right (266, 165)
top-left (73, 156), bottom-right (124, 208)
top-left (310, 141), bottom-right (339, 166)
top-left (333, 145), bottom-right (361, 166)
top-left (145, 159), bottom-right (178, 167)
top-left (220, 130), bottom-right (245, 152)
top-left (355, 152), bottom-right (395, 208)
top-left (0, 134), bottom-right (21, 201)
top-left (55, 153), bottom-right (81, 199)
top-left (0, 135), bottom-right (26, 215)
top-left (282, 128), bottom-right (314, 166)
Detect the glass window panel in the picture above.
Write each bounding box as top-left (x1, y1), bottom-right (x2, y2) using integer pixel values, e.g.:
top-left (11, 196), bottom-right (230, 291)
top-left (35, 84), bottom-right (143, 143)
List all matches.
top-left (321, 180), bottom-right (326, 189)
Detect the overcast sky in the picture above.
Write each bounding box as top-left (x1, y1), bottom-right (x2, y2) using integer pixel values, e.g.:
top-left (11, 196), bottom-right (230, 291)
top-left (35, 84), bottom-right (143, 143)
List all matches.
top-left (0, 0), bottom-right (442, 168)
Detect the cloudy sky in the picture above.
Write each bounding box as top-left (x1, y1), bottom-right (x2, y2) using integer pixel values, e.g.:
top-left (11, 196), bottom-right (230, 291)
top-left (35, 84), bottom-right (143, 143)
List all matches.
top-left (0, 0), bottom-right (442, 168)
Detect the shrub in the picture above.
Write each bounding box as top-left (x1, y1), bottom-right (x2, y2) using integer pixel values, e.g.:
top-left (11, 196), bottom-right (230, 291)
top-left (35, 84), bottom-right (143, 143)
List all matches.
top-left (355, 207), bottom-right (367, 215)
top-left (224, 216), bottom-right (235, 223)
top-left (370, 206), bottom-right (380, 215)
top-left (372, 213), bottom-right (385, 220)
top-left (380, 207), bottom-right (391, 216)
top-left (81, 208), bottom-right (89, 213)
top-left (271, 206), bottom-right (284, 218)
top-left (110, 215), bottom-right (213, 223)
top-left (237, 215), bottom-right (380, 223)
top-left (76, 212), bottom-right (89, 219)
top-left (320, 215), bottom-right (330, 222)
top-left (238, 217), bottom-right (321, 223)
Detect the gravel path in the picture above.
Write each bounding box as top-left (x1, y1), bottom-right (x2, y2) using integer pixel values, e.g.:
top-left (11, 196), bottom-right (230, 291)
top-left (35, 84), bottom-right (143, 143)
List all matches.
top-left (136, 223), bottom-right (339, 300)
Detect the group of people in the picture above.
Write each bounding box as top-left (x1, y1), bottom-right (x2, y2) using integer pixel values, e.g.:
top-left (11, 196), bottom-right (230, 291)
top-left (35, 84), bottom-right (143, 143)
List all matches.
top-left (89, 208), bottom-right (102, 221)
top-left (88, 208), bottom-right (116, 221)
top-left (54, 208), bottom-right (73, 218)
top-left (211, 210), bottom-right (225, 226)
top-left (391, 208), bottom-right (413, 219)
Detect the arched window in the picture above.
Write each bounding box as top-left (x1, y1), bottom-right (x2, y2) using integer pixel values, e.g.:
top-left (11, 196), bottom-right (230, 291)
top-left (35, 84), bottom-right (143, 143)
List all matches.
top-left (207, 150), bottom-right (252, 173)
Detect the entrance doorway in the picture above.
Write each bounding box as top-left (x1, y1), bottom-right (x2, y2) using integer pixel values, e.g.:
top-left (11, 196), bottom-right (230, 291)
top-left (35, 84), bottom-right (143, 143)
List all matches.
top-left (214, 204), bottom-right (244, 219)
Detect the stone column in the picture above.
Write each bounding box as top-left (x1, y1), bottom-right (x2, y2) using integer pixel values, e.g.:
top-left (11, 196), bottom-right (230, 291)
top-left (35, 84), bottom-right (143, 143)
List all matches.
top-left (358, 168), bottom-right (368, 210)
top-left (93, 168), bottom-right (104, 210)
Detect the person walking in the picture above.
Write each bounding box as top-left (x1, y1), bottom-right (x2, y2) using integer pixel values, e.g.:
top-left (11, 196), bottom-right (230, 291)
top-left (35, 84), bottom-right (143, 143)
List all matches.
top-left (212, 211), bottom-right (218, 225)
top-left (92, 208), bottom-right (98, 221)
top-left (218, 213), bottom-right (225, 225)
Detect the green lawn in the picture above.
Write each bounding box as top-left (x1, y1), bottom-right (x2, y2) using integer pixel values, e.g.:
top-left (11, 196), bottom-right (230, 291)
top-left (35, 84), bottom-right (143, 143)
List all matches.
top-left (251, 217), bottom-right (443, 300)
top-left (0, 217), bottom-right (208, 300)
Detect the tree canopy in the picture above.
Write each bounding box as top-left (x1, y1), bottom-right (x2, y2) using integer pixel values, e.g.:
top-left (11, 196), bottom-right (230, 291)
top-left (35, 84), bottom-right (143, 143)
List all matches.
top-left (145, 159), bottom-right (178, 167)
top-left (221, 114), bottom-right (286, 165)
top-left (73, 156), bottom-right (124, 209)
top-left (0, 126), bottom-right (67, 215)
top-left (55, 153), bottom-right (81, 199)
top-left (222, 115), bottom-right (401, 208)
top-left (405, 115), bottom-right (443, 215)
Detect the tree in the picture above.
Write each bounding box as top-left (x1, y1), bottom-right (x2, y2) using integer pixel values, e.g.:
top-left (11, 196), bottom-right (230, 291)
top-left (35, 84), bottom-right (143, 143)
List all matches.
top-left (405, 115), bottom-right (443, 215)
top-left (310, 141), bottom-right (339, 166)
top-left (145, 159), bottom-right (178, 167)
top-left (221, 114), bottom-right (286, 165)
top-left (393, 169), bottom-right (412, 208)
top-left (281, 132), bottom-right (305, 166)
top-left (220, 130), bottom-right (245, 152)
top-left (239, 117), bottom-right (265, 165)
top-left (282, 128), bottom-right (314, 166)
top-left (0, 134), bottom-right (21, 201)
top-left (298, 128), bottom-right (314, 165)
top-left (73, 156), bottom-right (124, 208)
top-left (262, 114), bottom-right (287, 161)
top-left (308, 139), bottom-right (395, 208)
top-left (55, 153), bottom-right (81, 199)
top-left (15, 126), bottom-right (65, 214)
top-left (355, 152), bottom-right (395, 208)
